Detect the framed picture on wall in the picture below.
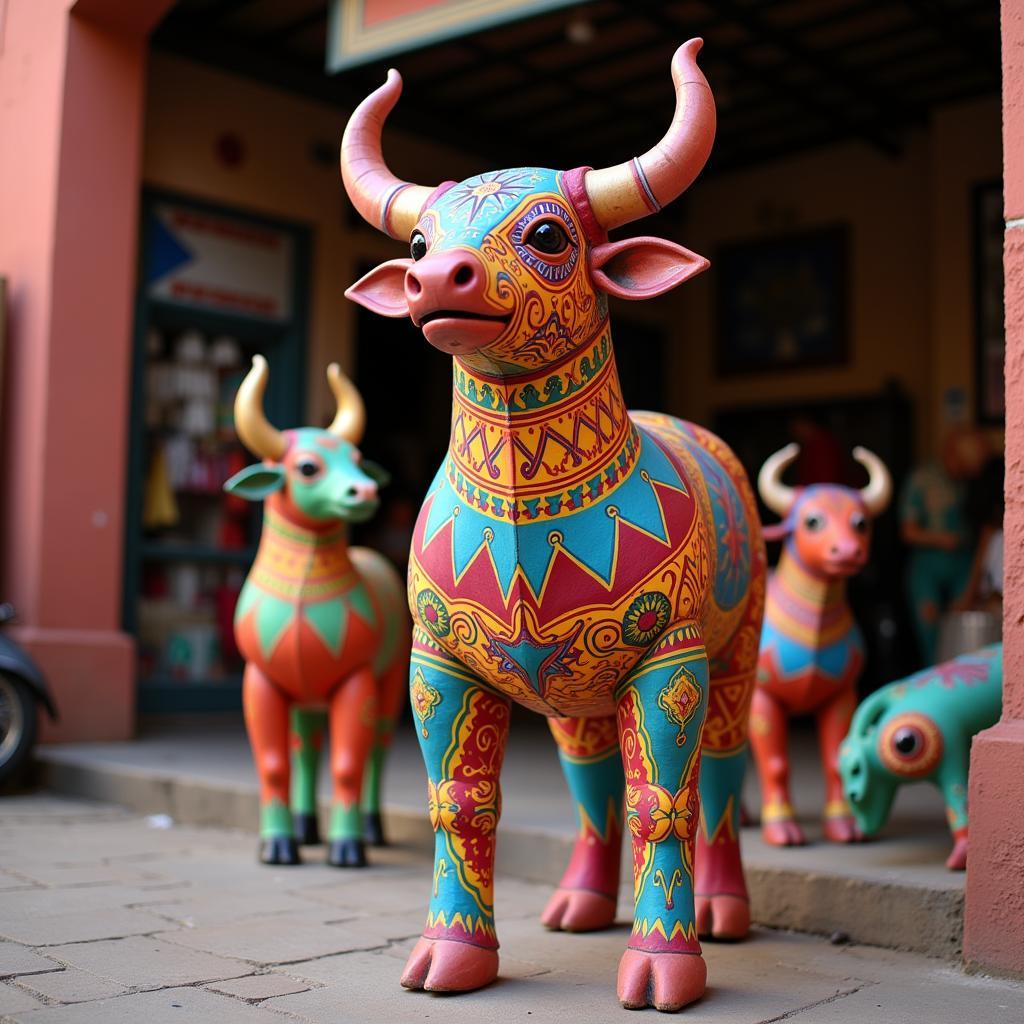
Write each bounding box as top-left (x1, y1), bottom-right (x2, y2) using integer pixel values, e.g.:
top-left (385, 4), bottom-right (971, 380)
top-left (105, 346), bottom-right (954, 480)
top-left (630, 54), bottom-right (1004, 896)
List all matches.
top-left (715, 226), bottom-right (849, 376)
top-left (973, 181), bottom-right (1005, 424)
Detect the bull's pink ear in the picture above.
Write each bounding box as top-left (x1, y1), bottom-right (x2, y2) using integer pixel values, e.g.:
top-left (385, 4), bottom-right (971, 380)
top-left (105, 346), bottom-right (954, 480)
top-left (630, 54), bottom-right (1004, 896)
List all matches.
top-left (590, 237), bottom-right (708, 300)
top-left (344, 259), bottom-right (413, 317)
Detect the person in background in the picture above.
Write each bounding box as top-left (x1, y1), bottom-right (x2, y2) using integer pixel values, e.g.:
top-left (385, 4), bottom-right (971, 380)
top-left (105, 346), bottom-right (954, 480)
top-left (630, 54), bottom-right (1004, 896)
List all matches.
top-left (953, 455), bottom-right (1004, 615)
top-left (900, 428), bottom-right (990, 664)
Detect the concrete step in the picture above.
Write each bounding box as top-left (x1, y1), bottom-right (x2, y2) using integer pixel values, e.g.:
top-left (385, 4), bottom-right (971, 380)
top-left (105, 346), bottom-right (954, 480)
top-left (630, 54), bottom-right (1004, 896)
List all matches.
top-left (35, 716), bottom-right (964, 961)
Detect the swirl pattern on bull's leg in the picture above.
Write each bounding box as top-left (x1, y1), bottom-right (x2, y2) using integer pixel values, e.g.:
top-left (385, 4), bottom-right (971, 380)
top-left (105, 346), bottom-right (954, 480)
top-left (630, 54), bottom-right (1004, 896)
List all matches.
top-left (614, 622), bottom-right (709, 1011)
top-left (401, 631), bottom-right (510, 994)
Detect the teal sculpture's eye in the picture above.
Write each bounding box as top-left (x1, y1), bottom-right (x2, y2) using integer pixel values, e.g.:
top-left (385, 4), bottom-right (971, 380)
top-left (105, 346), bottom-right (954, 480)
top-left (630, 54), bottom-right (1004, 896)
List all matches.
top-left (294, 456), bottom-right (322, 480)
top-left (526, 221), bottom-right (569, 256)
top-left (893, 728), bottom-right (920, 755)
top-left (410, 232), bottom-right (427, 260)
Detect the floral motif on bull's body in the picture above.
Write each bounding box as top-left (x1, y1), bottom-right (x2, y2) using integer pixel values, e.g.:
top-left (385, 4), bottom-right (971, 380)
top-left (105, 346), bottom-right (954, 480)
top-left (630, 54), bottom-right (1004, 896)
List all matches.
top-left (226, 358), bottom-right (409, 868)
top-left (340, 39), bottom-right (767, 1013)
top-left (750, 443), bottom-right (892, 848)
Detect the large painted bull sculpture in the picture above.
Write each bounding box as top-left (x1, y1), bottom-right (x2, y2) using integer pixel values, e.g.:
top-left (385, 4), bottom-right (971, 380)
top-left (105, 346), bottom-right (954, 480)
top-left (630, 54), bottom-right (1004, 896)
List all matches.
top-left (342, 40), bottom-right (766, 1012)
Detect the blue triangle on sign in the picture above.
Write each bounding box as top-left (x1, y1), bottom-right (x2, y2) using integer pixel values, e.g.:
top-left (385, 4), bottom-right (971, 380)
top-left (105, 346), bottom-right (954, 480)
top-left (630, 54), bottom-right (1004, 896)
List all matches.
top-left (145, 211), bottom-right (194, 284)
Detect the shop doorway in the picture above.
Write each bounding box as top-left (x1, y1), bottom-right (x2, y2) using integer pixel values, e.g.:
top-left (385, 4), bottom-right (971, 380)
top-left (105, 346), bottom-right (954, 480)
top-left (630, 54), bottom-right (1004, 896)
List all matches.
top-left (124, 191), bottom-right (309, 712)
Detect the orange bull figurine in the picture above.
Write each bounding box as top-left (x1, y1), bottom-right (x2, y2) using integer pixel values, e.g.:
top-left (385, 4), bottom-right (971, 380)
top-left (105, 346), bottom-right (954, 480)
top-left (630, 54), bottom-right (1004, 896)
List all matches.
top-left (226, 357), bottom-right (409, 867)
top-left (751, 443), bottom-right (892, 846)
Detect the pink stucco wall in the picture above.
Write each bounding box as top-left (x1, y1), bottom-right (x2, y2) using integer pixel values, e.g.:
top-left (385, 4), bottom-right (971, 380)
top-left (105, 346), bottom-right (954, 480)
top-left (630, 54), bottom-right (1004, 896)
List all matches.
top-left (0, 0), bottom-right (173, 740)
top-left (963, 0), bottom-right (1024, 980)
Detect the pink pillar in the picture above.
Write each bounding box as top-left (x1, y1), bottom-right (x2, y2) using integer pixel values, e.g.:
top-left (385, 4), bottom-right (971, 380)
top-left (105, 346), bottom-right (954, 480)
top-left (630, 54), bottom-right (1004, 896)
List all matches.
top-left (963, 0), bottom-right (1024, 978)
top-left (0, 0), bottom-right (174, 741)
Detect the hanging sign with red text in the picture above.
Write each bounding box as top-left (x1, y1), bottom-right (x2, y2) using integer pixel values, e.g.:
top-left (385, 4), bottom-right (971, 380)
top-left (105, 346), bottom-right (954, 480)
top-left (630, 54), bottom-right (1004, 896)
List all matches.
top-left (145, 202), bottom-right (294, 322)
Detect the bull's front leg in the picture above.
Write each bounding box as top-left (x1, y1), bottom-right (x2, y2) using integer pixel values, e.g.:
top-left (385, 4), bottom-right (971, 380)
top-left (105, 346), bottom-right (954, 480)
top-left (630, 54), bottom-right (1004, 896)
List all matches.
top-left (400, 635), bottom-right (510, 993)
top-left (816, 688), bottom-right (864, 843)
top-left (243, 664), bottom-right (300, 865)
top-left (326, 665), bottom-right (377, 867)
top-left (542, 715), bottom-right (623, 933)
top-left (616, 623), bottom-right (709, 1013)
top-left (290, 707), bottom-right (327, 845)
top-left (937, 747), bottom-right (970, 870)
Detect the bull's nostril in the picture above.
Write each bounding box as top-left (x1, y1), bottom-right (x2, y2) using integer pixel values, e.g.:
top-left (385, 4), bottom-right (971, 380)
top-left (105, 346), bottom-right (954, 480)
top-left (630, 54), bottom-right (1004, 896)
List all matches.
top-left (407, 274), bottom-right (422, 296)
top-left (345, 486), bottom-right (359, 499)
top-left (453, 265), bottom-right (473, 286)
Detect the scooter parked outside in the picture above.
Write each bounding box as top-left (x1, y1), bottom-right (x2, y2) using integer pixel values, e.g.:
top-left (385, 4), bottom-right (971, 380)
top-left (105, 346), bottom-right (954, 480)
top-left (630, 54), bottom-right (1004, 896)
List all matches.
top-left (0, 603), bottom-right (57, 787)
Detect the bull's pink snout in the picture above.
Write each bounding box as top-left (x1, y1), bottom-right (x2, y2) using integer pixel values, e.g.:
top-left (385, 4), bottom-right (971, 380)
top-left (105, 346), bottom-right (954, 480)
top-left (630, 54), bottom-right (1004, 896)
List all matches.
top-left (405, 251), bottom-right (486, 324)
top-left (403, 249), bottom-right (511, 355)
top-left (345, 479), bottom-right (379, 504)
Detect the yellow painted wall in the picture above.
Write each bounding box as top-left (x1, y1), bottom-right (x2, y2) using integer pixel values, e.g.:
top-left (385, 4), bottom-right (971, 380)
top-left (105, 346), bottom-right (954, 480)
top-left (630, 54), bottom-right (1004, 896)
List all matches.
top-left (670, 96), bottom-right (1002, 456)
top-left (142, 52), bottom-right (476, 426)
top-left (142, 54), bottom-right (1001, 456)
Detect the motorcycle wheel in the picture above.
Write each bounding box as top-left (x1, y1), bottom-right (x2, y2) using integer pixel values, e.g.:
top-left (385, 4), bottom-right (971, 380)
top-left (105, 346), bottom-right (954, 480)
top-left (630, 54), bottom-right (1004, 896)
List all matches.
top-left (0, 672), bottom-right (37, 788)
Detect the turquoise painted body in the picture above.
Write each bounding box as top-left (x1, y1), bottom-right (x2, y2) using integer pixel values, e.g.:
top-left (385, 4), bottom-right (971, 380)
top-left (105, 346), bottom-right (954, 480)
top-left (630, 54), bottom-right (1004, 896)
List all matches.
top-left (840, 644), bottom-right (1002, 838)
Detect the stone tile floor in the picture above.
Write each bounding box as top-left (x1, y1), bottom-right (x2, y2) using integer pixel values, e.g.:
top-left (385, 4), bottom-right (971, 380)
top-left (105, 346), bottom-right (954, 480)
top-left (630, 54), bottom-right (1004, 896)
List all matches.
top-left (1, 792), bottom-right (1022, 1023)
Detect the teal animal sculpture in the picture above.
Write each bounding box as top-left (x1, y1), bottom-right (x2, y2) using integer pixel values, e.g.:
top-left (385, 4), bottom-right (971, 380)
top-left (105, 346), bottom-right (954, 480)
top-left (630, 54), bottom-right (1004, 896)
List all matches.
top-left (838, 644), bottom-right (1002, 870)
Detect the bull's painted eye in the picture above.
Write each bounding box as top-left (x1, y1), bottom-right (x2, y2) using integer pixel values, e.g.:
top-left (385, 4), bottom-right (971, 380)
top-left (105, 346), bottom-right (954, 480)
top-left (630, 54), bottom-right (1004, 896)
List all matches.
top-left (878, 713), bottom-right (943, 777)
top-left (893, 728), bottom-right (919, 755)
top-left (526, 221), bottom-right (569, 255)
top-left (851, 511), bottom-right (868, 534)
top-left (295, 457), bottom-right (322, 479)
top-left (804, 512), bottom-right (826, 532)
top-left (410, 232), bottom-right (427, 261)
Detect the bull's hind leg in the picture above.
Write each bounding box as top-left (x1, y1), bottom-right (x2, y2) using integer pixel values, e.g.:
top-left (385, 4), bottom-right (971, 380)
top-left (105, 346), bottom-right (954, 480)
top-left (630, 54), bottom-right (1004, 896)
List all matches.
top-left (616, 624), bottom-right (709, 1013)
top-left (401, 636), bottom-right (509, 994)
top-left (361, 650), bottom-right (407, 846)
top-left (542, 716), bottom-right (623, 932)
top-left (696, 633), bottom-right (760, 940)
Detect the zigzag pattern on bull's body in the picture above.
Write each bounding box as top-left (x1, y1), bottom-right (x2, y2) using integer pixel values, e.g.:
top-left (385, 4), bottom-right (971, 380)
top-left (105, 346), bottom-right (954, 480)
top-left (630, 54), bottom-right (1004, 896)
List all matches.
top-left (757, 554), bottom-right (864, 697)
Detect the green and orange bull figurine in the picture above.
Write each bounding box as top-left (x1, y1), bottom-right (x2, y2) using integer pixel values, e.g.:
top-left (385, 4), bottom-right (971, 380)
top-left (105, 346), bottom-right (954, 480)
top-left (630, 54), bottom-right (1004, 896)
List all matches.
top-left (839, 644), bottom-right (1002, 870)
top-left (226, 357), bottom-right (409, 867)
top-left (751, 443), bottom-right (892, 846)
top-left (342, 39), bottom-right (766, 1013)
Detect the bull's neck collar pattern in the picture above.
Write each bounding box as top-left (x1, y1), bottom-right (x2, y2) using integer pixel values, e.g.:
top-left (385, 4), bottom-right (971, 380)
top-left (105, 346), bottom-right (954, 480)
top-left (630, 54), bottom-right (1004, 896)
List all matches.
top-left (773, 548), bottom-right (849, 611)
top-left (446, 323), bottom-right (640, 521)
top-left (262, 504), bottom-right (351, 552)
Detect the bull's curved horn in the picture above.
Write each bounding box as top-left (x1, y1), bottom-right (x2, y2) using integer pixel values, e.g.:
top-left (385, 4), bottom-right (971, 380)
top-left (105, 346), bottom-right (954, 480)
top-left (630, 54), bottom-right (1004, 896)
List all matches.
top-left (340, 69), bottom-right (436, 240)
top-left (584, 39), bottom-right (716, 231)
top-left (853, 446), bottom-right (892, 518)
top-left (326, 363), bottom-right (366, 446)
top-left (758, 443), bottom-right (800, 518)
top-left (235, 355), bottom-right (287, 461)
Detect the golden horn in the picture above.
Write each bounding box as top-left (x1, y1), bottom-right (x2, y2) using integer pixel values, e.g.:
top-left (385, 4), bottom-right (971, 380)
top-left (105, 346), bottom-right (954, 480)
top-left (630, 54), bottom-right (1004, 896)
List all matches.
top-left (326, 363), bottom-right (366, 445)
top-left (234, 355), bottom-right (287, 461)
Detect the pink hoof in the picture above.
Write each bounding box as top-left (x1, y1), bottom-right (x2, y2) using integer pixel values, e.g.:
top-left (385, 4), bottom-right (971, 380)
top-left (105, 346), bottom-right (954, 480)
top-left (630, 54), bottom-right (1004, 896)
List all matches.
top-left (400, 937), bottom-right (498, 993)
top-left (695, 894), bottom-right (750, 941)
top-left (823, 815), bottom-right (864, 844)
top-left (541, 888), bottom-right (617, 932)
top-left (946, 836), bottom-right (968, 871)
top-left (762, 819), bottom-right (806, 846)
top-left (617, 949), bottom-right (707, 1012)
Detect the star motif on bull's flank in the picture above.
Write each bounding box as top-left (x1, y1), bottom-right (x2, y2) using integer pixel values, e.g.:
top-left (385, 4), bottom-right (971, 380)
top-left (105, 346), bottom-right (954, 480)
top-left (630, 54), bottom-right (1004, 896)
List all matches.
top-left (482, 616), bottom-right (582, 698)
top-left (445, 170), bottom-right (536, 224)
